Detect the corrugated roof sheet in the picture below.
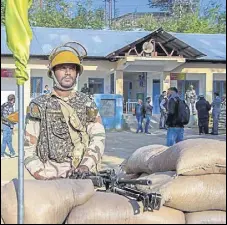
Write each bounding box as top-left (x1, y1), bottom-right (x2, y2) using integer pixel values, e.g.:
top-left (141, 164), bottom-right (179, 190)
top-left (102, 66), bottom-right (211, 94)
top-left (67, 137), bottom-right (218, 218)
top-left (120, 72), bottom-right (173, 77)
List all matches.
top-left (1, 26), bottom-right (226, 60)
top-left (1, 26), bottom-right (148, 58)
top-left (172, 33), bottom-right (226, 60)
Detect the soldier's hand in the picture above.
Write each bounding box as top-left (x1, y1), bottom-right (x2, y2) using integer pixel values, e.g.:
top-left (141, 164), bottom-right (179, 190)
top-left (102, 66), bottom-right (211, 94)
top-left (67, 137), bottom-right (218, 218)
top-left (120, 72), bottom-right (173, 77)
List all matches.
top-left (75, 165), bottom-right (89, 173)
top-left (33, 169), bottom-right (47, 180)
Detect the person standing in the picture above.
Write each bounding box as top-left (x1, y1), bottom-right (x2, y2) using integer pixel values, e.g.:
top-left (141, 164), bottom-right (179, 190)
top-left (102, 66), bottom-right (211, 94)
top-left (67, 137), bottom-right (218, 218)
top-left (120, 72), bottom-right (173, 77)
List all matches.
top-left (210, 92), bottom-right (222, 135)
top-left (1, 94), bottom-right (16, 158)
top-left (185, 84), bottom-right (197, 115)
top-left (166, 87), bottom-right (186, 147)
top-left (144, 97), bottom-right (153, 135)
top-left (159, 91), bottom-right (168, 129)
top-left (196, 94), bottom-right (211, 135)
top-left (81, 83), bottom-right (90, 95)
top-left (135, 99), bottom-right (145, 133)
top-left (43, 85), bottom-right (51, 94)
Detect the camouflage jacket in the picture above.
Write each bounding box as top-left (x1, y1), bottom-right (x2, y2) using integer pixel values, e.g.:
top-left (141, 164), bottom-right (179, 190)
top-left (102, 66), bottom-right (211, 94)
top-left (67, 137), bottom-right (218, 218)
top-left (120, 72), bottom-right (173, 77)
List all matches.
top-left (1, 102), bottom-right (15, 128)
top-left (24, 91), bottom-right (105, 180)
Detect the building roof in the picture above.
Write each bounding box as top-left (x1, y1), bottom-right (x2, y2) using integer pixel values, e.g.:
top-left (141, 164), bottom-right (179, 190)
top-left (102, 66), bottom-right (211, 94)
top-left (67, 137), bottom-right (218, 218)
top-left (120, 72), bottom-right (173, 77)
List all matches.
top-left (1, 26), bottom-right (226, 61)
top-left (172, 33), bottom-right (226, 61)
top-left (106, 28), bottom-right (206, 59)
top-left (1, 26), bottom-right (148, 58)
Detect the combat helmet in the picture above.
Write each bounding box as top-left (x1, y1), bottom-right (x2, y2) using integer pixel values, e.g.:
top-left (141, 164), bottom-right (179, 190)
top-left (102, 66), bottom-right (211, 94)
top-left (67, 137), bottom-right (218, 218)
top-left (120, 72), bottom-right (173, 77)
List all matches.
top-left (48, 42), bottom-right (87, 91)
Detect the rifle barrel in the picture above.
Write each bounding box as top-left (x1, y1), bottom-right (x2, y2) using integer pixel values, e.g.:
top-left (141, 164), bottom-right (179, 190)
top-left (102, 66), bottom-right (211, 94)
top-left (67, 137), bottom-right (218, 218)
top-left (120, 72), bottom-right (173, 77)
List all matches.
top-left (118, 179), bottom-right (152, 185)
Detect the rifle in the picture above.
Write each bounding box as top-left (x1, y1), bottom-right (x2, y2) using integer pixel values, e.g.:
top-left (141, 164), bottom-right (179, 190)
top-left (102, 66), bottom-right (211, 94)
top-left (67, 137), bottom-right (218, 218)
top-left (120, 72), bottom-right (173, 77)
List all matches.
top-left (69, 169), bottom-right (162, 212)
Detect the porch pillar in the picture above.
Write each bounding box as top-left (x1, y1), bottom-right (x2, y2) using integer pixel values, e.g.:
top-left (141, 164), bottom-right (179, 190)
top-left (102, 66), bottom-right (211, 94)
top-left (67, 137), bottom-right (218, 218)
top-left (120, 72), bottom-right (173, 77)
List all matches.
top-left (162, 72), bottom-right (171, 91)
top-left (206, 70), bottom-right (213, 103)
top-left (115, 70), bottom-right (123, 96)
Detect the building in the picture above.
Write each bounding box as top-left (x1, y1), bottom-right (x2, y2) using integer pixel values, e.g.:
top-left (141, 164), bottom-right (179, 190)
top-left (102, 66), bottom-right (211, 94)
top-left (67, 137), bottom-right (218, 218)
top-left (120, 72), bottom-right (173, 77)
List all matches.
top-left (1, 26), bottom-right (226, 114)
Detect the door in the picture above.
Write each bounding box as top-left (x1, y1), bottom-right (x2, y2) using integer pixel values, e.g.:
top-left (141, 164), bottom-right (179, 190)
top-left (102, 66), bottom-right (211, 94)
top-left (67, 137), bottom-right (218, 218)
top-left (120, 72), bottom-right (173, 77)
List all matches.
top-left (152, 79), bottom-right (161, 114)
top-left (31, 77), bottom-right (43, 99)
top-left (178, 80), bottom-right (199, 100)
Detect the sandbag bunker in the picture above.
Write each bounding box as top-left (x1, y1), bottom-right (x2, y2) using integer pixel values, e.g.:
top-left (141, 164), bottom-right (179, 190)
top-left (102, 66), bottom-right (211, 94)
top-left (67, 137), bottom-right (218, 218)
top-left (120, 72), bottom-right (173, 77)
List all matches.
top-left (1, 138), bottom-right (226, 224)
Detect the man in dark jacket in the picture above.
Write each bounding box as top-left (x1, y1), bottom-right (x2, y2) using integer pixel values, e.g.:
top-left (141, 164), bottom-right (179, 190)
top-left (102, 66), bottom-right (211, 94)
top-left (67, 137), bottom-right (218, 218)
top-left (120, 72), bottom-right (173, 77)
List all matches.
top-left (144, 97), bottom-right (153, 134)
top-left (196, 95), bottom-right (211, 135)
top-left (165, 87), bottom-right (184, 147)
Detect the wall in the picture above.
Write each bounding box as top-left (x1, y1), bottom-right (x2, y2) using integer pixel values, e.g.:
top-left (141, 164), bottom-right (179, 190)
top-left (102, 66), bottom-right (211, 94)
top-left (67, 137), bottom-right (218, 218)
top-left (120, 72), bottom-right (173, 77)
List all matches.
top-left (123, 72), bottom-right (147, 101)
top-left (31, 69), bottom-right (53, 92)
top-left (213, 73), bottom-right (226, 81)
top-left (78, 70), bottom-right (111, 93)
top-left (1, 77), bottom-right (18, 109)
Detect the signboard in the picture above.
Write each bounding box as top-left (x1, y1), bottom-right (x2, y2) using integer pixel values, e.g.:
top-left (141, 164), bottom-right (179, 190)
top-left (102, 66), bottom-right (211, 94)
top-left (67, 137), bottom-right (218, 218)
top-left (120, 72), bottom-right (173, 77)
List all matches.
top-left (170, 73), bottom-right (186, 81)
top-left (99, 99), bottom-right (116, 117)
top-left (1, 69), bottom-right (14, 77)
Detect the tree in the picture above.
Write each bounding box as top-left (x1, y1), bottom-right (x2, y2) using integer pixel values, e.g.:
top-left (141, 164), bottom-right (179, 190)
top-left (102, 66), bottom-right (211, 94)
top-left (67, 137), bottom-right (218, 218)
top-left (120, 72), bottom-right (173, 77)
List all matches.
top-left (1, 0), bottom-right (105, 29)
top-left (1, 0), bottom-right (6, 24)
top-left (148, 0), bottom-right (200, 14)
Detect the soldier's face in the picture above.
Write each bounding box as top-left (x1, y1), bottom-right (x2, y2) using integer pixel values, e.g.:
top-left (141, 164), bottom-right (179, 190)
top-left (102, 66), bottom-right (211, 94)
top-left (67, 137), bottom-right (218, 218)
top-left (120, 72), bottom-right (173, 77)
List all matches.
top-left (54, 64), bottom-right (78, 88)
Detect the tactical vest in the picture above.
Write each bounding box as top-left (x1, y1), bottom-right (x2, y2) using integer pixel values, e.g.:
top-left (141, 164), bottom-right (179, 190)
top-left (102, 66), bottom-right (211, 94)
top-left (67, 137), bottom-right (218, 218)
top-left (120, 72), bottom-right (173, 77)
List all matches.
top-left (29, 92), bottom-right (97, 168)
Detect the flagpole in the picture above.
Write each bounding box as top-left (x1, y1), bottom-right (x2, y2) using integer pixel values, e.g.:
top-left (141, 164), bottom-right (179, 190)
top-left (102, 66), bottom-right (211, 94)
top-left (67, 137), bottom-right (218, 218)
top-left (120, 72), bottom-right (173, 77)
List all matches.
top-left (18, 84), bottom-right (24, 224)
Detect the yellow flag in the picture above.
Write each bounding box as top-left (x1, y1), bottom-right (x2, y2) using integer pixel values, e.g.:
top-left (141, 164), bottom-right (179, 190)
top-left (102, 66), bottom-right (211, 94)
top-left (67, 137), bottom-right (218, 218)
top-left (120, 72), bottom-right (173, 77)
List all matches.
top-left (5, 0), bottom-right (33, 85)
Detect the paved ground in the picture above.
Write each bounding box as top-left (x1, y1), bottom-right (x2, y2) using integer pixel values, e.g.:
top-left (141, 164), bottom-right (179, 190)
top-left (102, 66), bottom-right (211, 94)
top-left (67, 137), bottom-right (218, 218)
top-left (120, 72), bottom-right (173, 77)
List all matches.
top-left (1, 128), bottom-right (226, 183)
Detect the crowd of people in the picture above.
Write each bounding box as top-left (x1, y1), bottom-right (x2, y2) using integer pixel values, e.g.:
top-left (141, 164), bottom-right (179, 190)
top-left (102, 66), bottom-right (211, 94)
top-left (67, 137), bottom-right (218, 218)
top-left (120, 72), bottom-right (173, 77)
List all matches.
top-left (134, 88), bottom-right (226, 146)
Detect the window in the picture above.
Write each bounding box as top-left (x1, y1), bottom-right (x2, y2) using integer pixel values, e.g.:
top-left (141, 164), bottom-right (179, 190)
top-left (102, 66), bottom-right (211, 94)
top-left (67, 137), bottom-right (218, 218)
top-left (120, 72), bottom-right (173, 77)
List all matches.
top-left (214, 81), bottom-right (226, 98)
top-left (31, 77), bottom-right (43, 99)
top-left (89, 78), bottom-right (104, 94)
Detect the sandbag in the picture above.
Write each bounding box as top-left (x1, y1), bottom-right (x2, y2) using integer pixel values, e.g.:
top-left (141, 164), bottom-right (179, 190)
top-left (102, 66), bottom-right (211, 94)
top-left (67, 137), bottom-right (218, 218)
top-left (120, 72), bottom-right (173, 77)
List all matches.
top-left (125, 145), bottom-right (168, 174)
top-left (185, 211), bottom-right (226, 224)
top-left (160, 174), bottom-right (226, 212)
top-left (147, 139), bottom-right (226, 174)
top-left (67, 192), bottom-right (185, 224)
top-left (136, 171), bottom-right (176, 193)
top-left (1, 179), bottom-right (94, 224)
top-left (176, 139), bottom-right (226, 175)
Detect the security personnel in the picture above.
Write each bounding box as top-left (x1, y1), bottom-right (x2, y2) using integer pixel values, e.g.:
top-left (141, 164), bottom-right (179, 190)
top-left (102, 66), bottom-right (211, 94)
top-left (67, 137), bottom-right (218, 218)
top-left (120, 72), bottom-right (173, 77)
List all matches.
top-left (24, 42), bottom-right (105, 180)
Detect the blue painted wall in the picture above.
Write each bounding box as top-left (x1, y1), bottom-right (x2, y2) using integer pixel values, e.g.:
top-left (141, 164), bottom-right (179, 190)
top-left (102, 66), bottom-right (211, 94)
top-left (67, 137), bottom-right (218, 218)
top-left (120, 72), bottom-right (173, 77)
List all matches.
top-left (94, 94), bottom-right (123, 130)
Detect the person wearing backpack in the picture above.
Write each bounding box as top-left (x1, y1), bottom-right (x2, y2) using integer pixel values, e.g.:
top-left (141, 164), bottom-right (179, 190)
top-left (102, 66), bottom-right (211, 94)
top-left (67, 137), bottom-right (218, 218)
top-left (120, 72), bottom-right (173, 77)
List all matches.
top-left (166, 87), bottom-right (190, 146)
top-left (1, 94), bottom-right (17, 158)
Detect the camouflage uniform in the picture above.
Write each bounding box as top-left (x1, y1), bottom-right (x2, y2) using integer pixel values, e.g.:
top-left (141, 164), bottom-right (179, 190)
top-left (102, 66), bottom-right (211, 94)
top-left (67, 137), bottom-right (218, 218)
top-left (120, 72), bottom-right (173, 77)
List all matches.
top-left (24, 90), bottom-right (105, 179)
top-left (185, 89), bottom-right (197, 115)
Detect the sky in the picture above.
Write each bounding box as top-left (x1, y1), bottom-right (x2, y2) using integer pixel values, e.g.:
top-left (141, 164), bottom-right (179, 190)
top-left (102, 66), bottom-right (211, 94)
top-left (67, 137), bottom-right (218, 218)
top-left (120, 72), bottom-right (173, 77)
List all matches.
top-left (71, 0), bottom-right (226, 17)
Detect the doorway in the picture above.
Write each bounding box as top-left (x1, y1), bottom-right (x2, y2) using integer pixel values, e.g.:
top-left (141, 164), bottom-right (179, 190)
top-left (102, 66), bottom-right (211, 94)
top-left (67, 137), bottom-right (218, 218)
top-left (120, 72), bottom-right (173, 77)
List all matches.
top-left (152, 79), bottom-right (161, 114)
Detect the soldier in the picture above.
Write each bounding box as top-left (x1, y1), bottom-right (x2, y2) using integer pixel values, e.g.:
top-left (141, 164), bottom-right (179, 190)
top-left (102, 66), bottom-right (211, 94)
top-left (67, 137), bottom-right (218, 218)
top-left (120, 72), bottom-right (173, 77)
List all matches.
top-left (210, 92), bottom-right (222, 135)
top-left (159, 91), bottom-right (168, 129)
top-left (24, 42), bottom-right (106, 180)
top-left (81, 83), bottom-right (90, 95)
top-left (185, 85), bottom-right (197, 115)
